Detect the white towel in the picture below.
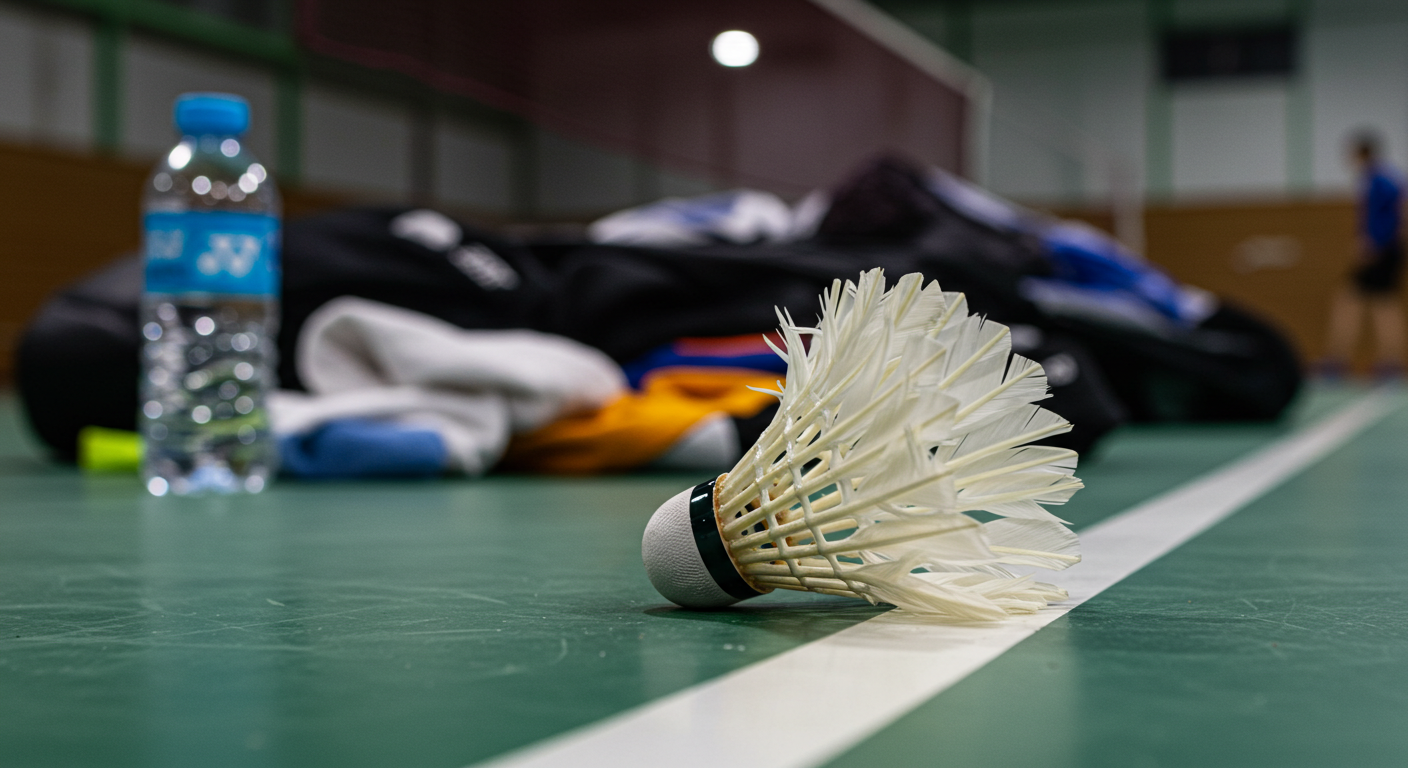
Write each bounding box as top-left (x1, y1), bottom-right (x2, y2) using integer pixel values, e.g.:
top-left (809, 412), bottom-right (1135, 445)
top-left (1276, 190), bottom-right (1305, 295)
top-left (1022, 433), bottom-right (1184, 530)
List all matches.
top-left (269, 297), bottom-right (626, 475)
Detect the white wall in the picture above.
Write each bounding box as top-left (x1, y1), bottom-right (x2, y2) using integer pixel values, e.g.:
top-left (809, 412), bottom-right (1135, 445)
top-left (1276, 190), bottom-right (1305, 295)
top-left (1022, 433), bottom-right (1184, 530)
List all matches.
top-left (0, 3), bottom-right (92, 148)
top-left (434, 118), bottom-right (514, 214)
top-left (1307, 2), bottom-right (1408, 192)
top-left (1172, 82), bottom-right (1288, 195)
top-left (532, 129), bottom-right (638, 217)
top-left (972, 2), bottom-right (1148, 203)
top-left (531, 128), bottom-right (718, 217)
top-left (301, 85), bottom-right (414, 201)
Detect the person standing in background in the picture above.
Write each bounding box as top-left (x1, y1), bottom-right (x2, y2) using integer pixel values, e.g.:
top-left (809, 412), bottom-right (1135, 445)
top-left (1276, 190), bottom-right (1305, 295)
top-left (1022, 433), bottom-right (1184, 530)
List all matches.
top-left (1319, 131), bottom-right (1406, 380)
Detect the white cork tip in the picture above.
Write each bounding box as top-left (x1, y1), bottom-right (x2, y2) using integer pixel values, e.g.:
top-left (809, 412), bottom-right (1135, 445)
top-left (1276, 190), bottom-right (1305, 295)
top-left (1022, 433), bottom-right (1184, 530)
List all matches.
top-left (641, 487), bottom-right (743, 609)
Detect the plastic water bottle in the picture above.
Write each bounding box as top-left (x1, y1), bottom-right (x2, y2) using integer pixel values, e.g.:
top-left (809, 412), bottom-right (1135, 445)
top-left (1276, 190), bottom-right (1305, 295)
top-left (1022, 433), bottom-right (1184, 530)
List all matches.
top-left (140, 93), bottom-right (280, 496)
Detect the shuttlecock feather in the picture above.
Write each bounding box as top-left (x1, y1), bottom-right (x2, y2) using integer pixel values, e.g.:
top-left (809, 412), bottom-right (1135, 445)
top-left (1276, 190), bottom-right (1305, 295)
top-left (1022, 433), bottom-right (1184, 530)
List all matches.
top-left (640, 268), bottom-right (1082, 621)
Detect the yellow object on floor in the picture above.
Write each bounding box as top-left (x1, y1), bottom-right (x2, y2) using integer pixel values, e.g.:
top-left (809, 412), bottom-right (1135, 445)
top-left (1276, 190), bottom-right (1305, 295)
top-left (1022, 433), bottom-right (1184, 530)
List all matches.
top-left (502, 368), bottom-right (781, 474)
top-left (78, 426), bottom-right (141, 473)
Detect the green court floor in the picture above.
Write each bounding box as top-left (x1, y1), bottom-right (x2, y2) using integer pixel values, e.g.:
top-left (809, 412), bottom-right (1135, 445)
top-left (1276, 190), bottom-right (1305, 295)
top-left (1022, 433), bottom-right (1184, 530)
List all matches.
top-left (1, 387), bottom-right (1405, 768)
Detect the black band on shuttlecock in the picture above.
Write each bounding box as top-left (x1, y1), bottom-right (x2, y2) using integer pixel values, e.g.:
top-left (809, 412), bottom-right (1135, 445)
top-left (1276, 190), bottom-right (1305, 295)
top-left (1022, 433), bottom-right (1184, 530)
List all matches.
top-left (689, 478), bottom-right (763, 601)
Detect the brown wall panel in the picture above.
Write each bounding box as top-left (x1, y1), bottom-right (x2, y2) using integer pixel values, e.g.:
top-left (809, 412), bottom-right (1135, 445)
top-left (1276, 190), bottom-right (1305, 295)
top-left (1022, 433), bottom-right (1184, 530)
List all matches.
top-left (0, 144), bottom-right (146, 385)
top-left (1145, 200), bottom-right (1362, 369)
top-left (1065, 199), bottom-right (1390, 372)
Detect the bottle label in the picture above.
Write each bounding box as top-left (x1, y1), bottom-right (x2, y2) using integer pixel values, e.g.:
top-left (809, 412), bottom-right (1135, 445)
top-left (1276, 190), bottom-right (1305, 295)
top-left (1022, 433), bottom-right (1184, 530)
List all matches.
top-left (143, 211), bottom-right (280, 296)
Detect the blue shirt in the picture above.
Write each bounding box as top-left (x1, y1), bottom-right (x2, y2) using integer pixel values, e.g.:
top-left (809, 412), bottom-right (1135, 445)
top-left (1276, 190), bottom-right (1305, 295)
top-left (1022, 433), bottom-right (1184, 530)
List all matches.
top-left (1361, 164), bottom-right (1402, 250)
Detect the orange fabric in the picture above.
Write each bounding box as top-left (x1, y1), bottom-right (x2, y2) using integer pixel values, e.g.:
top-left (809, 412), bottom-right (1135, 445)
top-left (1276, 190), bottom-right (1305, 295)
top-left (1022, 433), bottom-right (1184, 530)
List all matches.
top-left (501, 368), bottom-right (781, 474)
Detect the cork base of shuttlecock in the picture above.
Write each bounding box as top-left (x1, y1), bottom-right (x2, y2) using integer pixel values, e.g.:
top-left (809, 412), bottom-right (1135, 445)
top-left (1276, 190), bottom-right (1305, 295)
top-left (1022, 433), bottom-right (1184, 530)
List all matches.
top-left (641, 473), bottom-right (766, 608)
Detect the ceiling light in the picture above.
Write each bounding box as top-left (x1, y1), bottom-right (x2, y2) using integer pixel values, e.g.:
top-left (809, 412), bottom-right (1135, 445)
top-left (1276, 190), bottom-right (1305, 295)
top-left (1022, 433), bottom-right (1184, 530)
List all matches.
top-left (712, 30), bottom-right (759, 67)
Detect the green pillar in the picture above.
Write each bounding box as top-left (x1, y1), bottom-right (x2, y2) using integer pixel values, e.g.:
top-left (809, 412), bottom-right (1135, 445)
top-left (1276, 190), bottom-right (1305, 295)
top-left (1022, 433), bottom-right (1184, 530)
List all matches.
top-left (275, 67), bottom-right (302, 185)
top-left (946, 1), bottom-right (974, 65)
top-left (1286, 0), bottom-right (1314, 193)
top-left (93, 16), bottom-right (123, 154)
top-left (1144, 0), bottom-right (1174, 200)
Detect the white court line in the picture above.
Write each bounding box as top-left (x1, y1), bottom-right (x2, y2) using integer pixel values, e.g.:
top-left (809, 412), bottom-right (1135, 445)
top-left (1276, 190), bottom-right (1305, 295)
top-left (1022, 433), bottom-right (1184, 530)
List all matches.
top-left (475, 391), bottom-right (1399, 768)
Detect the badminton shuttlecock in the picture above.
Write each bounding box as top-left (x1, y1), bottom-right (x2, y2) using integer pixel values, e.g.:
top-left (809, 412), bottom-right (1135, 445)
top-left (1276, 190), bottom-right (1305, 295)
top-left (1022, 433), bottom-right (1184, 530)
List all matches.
top-left (640, 268), bottom-right (1083, 621)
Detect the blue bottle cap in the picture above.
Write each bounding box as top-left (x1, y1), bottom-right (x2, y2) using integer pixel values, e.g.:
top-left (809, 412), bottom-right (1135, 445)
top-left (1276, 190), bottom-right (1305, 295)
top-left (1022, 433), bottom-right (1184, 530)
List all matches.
top-left (174, 93), bottom-right (250, 136)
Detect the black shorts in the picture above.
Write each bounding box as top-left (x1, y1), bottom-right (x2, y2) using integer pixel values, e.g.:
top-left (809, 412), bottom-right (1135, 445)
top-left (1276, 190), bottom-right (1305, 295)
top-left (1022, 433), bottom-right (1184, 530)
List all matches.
top-left (1353, 243), bottom-right (1403, 295)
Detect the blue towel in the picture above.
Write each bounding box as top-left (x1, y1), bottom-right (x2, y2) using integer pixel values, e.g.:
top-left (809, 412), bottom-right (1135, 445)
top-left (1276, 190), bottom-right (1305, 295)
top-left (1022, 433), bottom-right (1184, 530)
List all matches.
top-left (279, 419), bottom-right (448, 479)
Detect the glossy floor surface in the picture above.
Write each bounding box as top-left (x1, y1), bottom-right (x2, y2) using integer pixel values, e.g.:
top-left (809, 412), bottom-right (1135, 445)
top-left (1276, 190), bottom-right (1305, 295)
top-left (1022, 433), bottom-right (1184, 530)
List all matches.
top-left (1, 388), bottom-right (1404, 768)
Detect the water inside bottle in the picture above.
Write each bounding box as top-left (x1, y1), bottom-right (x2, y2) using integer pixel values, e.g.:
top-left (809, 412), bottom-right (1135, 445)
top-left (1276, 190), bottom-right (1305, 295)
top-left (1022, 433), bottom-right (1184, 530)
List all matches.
top-left (140, 297), bottom-right (276, 495)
